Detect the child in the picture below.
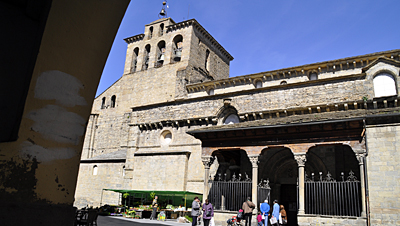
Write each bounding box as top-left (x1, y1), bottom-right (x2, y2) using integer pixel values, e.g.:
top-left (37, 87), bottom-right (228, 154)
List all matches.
top-left (257, 211), bottom-right (263, 226)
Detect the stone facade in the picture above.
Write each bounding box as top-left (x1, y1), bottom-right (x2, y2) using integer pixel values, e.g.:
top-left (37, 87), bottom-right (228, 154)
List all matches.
top-left (365, 124), bottom-right (400, 225)
top-left (74, 16), bottom-right (400, 226)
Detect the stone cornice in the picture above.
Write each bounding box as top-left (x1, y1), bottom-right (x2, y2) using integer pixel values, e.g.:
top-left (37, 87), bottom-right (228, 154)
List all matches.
top-left (166, 19), bottom-right (234, 62)
top-left (131, 97), bottom-right (400, 131)
top-left (187, 49), bottom-right (400, 93)
top-left (124, 34), bottom-right (145, 44)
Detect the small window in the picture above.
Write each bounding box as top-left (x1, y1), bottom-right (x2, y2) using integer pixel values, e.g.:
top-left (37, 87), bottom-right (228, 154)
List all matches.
top-left (122, 166), bottom-right (125, 176)
top-left (101, 97), bottom-right (106, 109)
top-left (208, 88), bottom-right (214, 95)
top-left (255, 80), bottom-right (263, 88)
top-left (223, 114), bottom-right (240, 125)
top-left (93, 165), bottom-right (98, 175)
top-left (373, 72), bottom-right (397, 98)
top-left (111, 95), bottom-right (116, 108)
top-left (205, 49), bottom-right (210, 71)
top-left (310, 73), bottom-right (318, 81)
top-left (280, 81), bottom-right (287, 85)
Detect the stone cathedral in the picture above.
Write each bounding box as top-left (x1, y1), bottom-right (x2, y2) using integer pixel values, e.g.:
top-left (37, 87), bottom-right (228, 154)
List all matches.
top-left (74, 17), bottom-right (400, 226)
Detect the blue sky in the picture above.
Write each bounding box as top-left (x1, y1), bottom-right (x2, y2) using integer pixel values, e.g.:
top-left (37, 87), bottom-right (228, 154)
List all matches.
top-left (96, 0), bottom-right (400, 96)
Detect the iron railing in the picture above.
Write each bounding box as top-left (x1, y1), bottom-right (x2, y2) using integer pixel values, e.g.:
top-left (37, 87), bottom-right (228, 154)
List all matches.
top-left (305, 171), bottom-right (361, 217)
top-left (208, 173), bottom-right (252, 211)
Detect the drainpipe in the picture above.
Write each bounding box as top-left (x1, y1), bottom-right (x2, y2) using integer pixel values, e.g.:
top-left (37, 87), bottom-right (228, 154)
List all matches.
top-left (363, 119), bottom-right (370, 226)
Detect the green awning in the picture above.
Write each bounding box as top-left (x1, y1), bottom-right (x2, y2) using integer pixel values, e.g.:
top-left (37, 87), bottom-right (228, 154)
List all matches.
top-left (103, 189), bottom-right (202, 208)
top-left (104, 189), bottom-right (202, 197)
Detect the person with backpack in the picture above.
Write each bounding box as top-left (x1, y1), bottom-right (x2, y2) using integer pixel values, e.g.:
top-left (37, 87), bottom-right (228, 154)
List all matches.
top-left (242, 197), bottom-right (255, 226)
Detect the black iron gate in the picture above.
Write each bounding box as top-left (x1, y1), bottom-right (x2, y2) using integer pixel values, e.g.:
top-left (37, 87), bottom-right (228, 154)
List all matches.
top-left (305, 171), bottom-right (361, 217)
top-left (208, 173), bottom-right (252, 211)
top-left (208, 174), bottom-right (271, 211)
top-left (257, 179), bottom-right (271, 205)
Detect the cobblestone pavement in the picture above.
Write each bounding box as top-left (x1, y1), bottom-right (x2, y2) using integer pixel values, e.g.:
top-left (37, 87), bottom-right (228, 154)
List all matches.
top-left (97, 216), bottom-right (192, 226)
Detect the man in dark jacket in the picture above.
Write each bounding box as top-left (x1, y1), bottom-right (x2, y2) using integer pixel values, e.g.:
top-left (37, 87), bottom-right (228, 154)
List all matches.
top-left (242, 197), bottom-right (256, 226)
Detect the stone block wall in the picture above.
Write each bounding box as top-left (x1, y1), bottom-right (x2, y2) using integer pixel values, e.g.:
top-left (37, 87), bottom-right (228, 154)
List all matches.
top-left (131, 75), bottom-right (371, 124)
top-left (74, 162), bottom-right (125, 208)
top-left (298, 215), bottom-right (366, 226)
top-left (366, 124), bottom-right (400, 225)
top-left (132, 154), bottom-right (188, 190)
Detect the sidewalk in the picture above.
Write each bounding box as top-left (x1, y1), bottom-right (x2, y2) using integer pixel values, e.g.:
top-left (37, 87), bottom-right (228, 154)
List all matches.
top-left (107, 216), bottom-right (192, 225)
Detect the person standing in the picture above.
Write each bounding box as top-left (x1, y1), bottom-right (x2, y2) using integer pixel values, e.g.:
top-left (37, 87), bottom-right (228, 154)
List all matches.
top-left (242, 197), bottom-right (255, 226)
top-left (191, 197), bottom-right (201, 226)
top-left (202, 199), bottom-right (214, 226)
top-left (271, 200), bottom-right (280, 226)
top-left (257, 211), bottom-right (263, 226)
top-left (260, 199), bottom-right (270, 225)
top-left (150, 196), bottom-right (158, 220)
top-left (279, 205), bottom-right (287, 225)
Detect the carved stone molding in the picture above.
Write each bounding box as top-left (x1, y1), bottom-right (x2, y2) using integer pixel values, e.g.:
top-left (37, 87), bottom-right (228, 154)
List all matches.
top-left (201, 156), bottom-right (215, 169)
top-left (249, 155), bottom-right (259, 167)
top-left (294, 154), bottom-right (307, 167)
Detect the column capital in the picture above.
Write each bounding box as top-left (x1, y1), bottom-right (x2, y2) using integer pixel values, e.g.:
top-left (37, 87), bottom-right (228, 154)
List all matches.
top-left (248, 155), bottom-right (259, 167)
top-left (201, 156), bottom-right (215, 169)
top-left (294, 154), bottom-right (307, 167)
top-left (355, 153), bottom-right (366, 165)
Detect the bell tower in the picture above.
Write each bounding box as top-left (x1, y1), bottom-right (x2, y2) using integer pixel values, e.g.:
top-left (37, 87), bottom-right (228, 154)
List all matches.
top-left (120, 5), bottom-right (233, 107)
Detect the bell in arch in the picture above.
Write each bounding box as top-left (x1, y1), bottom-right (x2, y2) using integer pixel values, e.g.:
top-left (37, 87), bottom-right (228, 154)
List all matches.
top-left (158, 54), bottom-right (165, 62)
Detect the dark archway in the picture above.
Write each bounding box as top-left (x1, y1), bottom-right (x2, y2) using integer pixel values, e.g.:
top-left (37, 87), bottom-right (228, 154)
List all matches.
top-left (259, 147), bottom-right (297, 226)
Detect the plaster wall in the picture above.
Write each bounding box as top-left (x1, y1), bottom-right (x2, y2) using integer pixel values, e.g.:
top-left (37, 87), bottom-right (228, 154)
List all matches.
top-left (0, 0), bottom-right (129, 225)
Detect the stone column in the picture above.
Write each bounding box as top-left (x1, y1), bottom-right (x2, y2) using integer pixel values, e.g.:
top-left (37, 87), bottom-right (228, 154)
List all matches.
top-left (356, 153), bottom-right (367, 217)
top-left (201, 156), bottom-right (214, 203)
top-left (294, 154), bottom-right (307, 215)
top-left (249, 155), bottom-right (259, 214)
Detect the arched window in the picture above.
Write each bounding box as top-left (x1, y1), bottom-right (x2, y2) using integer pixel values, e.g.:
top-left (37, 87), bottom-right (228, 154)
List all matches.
top-left (255, 80), bottom-right (263, 88)
top-left (149, 26), bottom-right (153, 39)
top-left (159, 23), bottom-right (164, 36)
top-left (208, 88), bottom-right (214, 95)
top-left (373, 72), bottom-right (397, 98)
top-left (309, 73), bottom-right (318, 81)
top-left (156, 41), bottom-right (166, 67)
top-left (173, 35), bottom-right (183, 62)
top-left (223, 114), bottom-right (240, 125)
top-left (143, 44), bottom-right (151, 70)
top-left (101, 97), bottom-right (106, 109)
top-left (131, 47), bottom-right (139, 73)
top-left (280, 81), bottom-right (287, 85)
top-left (122, 166), bottom-right (125, 176)
top-left (111, 95), bottom-right (116, 108)
top-left (161, 130), bottom-right (172, 145)
top-left (205, 49), bottom-right (210, 71)
top-left (93, 165), bottom-right (98, 175)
